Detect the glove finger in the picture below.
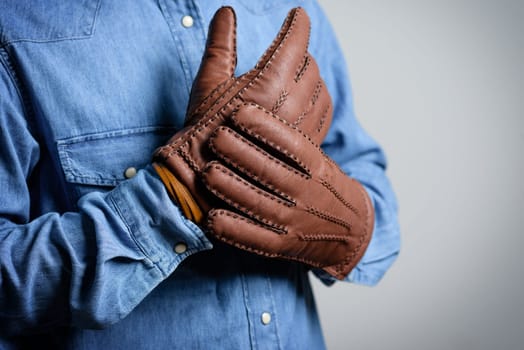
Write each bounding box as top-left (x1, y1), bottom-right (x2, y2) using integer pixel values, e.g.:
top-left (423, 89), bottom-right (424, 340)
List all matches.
top-left (241, 8), bottom-right (311, 110)
top-left (186, 6), bottom-right (237, 120)
top-left (207, 209), bottom-right (286, 257)
top-left (268, 54), bottom-right (332, 145)
top-left (230, 103), bottom-right (324, 175)
top-left (253, 7), bottom-right (309, 77)
top-left (202, 161), bottom-right (293, 233)
top-left (209, 125), bottom-right (307, 197)
top-left (207, 209), bottom-right (351, 278)
top-left (207, 130), bottom-right (358, 237)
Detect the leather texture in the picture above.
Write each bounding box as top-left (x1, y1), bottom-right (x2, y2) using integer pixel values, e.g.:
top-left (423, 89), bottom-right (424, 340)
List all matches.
top-left (153, 6), bottom-right (333, 219)
top-left (204, 103), bottom-right (375, 280)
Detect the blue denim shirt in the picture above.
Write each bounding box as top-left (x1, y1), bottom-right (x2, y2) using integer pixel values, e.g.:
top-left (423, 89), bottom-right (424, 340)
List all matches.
top-left (0, 0), bottom-right (400, 348)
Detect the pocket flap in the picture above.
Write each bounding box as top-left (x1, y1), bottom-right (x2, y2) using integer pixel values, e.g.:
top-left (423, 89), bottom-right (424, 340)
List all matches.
top-left (57, 127), bottom-right (174, 186)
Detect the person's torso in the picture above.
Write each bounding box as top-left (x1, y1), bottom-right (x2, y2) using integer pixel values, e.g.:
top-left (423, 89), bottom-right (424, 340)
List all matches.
top-left (0, 1), bottom-right (327, 348)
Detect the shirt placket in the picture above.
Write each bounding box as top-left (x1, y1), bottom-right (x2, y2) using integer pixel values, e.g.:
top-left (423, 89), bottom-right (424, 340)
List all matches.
top-left (241, 273), bottom-right (282, 350)
top-left (156, 2), bottom-right (283, 348)
top-left (157, 0), bottom-right (207, 93)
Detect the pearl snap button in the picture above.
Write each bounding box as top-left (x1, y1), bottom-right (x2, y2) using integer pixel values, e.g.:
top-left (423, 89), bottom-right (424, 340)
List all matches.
top-left (124, 167), bottom-right (137, 179)
top-left (181, 15), bottom-right (194, 28)
top-left (174, 243), bottom-right (187, 254)
top-left (261, 312), bottom-right (271, 325)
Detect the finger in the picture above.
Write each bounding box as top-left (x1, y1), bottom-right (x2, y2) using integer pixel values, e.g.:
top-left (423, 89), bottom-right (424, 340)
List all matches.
top-left (207, 209), bottom-right (351, 272)
top-left (187, 6), bottom-right (237, 119)
top-left (209, 125), bottom-right (309, 197)
top-left (254, 7), bottom-right (310, 77)
top-left (268, 54), bottom-right (332, 141)
top-left (241, 8), bottom-right (311, 109)
top-left (207, 209), bottom-right (286, 257)
top-left (230, 103), bottom-right (325, 175)
top-left (265, 52), bottom-right (317, 116)
top-left (202, 161), bottom-right (294, 232)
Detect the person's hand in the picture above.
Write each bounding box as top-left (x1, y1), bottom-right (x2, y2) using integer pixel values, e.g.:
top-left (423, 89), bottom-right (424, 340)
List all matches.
top-left (153, 6), bottom-right (333, 223)
top-left (203, 104), bottom-right (375, 280)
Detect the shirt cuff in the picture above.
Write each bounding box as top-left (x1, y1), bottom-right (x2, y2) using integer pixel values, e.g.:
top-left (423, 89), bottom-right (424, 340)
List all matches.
top-left (107, 165), bottom-right (213, 277)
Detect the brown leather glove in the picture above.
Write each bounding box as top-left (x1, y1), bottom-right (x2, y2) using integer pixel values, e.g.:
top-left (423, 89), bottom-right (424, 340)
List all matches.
top-left (203, 103), bottom-right (375, 280)
top-left (153, 6), bottom-right (333, 223)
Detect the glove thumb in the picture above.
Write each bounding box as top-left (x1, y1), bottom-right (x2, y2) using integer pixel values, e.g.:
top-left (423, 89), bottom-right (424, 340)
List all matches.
top-left (186, 7), bottom-right (237, 124)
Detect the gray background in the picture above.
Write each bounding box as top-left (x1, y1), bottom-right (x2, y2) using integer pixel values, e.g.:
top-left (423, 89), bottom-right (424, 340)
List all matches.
top-left (312, 1), bottom-right (524, 349)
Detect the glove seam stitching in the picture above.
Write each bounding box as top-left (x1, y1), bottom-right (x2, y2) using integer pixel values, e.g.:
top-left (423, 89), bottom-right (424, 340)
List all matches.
top-left (210, 126), bottom-right (307, 197)
top-left (208, 211), bottom-right (327, 269)
top-left (232, 103), bottom-right (314, 175)
top-left (319, 179), bottom-right (360, 216)
top-left (305, 206), bottom-right (352, 232)
top-left (203, 166), bottom-right (289, 233)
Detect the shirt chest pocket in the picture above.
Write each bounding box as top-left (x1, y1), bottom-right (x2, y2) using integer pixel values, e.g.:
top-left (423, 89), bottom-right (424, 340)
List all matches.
top-left (56, 127), bottom-right (174, 201)
top-left (0, 0), bottom-right (100, 44)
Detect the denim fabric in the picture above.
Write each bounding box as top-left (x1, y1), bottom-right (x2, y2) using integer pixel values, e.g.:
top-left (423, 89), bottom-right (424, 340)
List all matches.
top-left (0, 0), bottom-right (400, 348)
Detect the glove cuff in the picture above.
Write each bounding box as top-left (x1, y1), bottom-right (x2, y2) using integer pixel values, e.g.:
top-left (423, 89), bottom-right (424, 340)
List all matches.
top-left (153, 162), bottom-right (204, 224)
